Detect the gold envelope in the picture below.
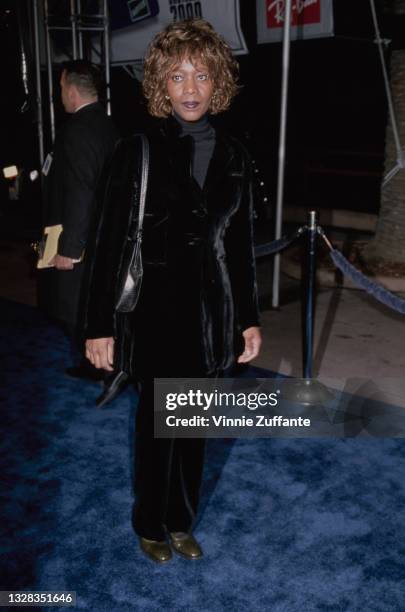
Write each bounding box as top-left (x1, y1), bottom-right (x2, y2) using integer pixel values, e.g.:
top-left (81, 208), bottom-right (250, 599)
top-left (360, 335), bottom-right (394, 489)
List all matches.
top-left (35, 225), bottom-right (84, 269)
top-left (36, 224), bottom-right (63, 269)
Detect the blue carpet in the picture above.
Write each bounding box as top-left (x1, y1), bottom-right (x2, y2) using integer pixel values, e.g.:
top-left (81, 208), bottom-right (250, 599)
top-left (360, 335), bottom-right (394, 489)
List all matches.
top-left (1, 299), bottom-right (405, 611)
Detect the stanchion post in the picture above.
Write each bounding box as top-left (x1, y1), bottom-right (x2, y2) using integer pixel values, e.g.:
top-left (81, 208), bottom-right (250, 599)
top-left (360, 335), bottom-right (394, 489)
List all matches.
top-left (282, 211), bottom-right (334, 405)
top-left (303, 210), bottom-right (318, 379)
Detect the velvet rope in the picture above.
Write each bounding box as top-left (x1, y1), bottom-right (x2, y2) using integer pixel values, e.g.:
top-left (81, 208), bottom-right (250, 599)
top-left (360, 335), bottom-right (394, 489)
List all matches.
top-left (330, 249), bottom-right (405, 314)
top-left (254, 228), bottom-right (304, 258)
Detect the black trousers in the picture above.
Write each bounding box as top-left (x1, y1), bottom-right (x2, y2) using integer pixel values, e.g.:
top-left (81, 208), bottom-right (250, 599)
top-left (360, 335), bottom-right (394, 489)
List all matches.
top-left (132, 377), bottom-right (206, 541)
top-left (37, 264), bottom-right (84, 336)
top-left (128, 272), bottom-right (221, 540)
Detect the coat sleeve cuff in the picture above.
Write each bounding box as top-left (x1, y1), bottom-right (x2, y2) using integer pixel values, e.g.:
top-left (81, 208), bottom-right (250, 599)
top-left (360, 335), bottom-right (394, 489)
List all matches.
top-left (83, 324), bottom-right (115, 339)
top-left (58, 231), bottom-right (85, 259)
top-left (240, 317), bottom-right (261, 332)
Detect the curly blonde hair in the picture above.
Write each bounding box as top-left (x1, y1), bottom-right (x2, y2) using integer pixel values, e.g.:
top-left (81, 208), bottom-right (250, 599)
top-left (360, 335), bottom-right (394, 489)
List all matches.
top-left (142, 19), bottom-right (239, 118)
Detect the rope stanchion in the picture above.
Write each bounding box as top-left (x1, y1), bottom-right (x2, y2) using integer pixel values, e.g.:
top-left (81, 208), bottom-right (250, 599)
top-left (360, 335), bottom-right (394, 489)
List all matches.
top-left (255, 211), bottom-right (404, 405)
top-left (254, 213), bottom-right (331, 403)
top-left (288, 212), bottom-right (334, 405)
top-left (254, 227), bottom-right (304, 258)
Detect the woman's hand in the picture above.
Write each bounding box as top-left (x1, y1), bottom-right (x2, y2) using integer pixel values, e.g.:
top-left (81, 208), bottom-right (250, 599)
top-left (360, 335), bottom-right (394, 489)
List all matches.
top-left (237, 326), bottom-right (262, 363)
top-left (85, 337), bottom-right (115, 371)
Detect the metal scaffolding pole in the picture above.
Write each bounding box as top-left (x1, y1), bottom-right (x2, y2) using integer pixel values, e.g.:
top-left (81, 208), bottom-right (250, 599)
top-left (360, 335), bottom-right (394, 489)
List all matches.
top-left (272, 0), bottom-right (292, 309)
top-left (103, 0), bottom-right (111, 116)
top-left (77, 0), bottom-right (84, 58)
top-left (70, 0), bottom-right (78, 59)
top-left (32, 0), bottom-right (44, 167)
top-left (43, 0), bottom-right (55, 143)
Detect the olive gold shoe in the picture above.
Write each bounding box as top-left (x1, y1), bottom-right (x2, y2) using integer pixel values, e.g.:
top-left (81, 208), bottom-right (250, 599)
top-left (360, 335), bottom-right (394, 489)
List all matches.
top-left (139, 537), bottom-right (172, 563)
top-left (169, 532), bottom-right (203, 559)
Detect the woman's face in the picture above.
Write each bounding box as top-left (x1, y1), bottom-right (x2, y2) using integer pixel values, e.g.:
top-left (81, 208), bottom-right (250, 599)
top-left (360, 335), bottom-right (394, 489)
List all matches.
top-left (166, 58), bottom-right (213, 122)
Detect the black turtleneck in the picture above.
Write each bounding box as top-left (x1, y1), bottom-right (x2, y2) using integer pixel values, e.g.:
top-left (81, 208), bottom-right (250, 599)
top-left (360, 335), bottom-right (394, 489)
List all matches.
top-left (174, 111), bottom-right (216, 189)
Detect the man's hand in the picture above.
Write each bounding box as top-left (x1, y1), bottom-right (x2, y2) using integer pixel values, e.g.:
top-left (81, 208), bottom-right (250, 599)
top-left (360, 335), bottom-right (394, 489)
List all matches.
top-left (85, 337), bottom-right (115, 371)
top-left (49, 254), bottom-right (76, 270)
top-left (237, 326), bottom-right (262, 363)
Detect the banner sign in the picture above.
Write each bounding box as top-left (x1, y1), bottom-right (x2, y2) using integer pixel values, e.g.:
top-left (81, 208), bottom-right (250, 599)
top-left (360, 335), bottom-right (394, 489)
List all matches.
top-left (256, 0), bottom-right (334, 44)
top-left (107, 0), bottom-right (248, 64)
top-left (39, 0), bottom-right (247, 68)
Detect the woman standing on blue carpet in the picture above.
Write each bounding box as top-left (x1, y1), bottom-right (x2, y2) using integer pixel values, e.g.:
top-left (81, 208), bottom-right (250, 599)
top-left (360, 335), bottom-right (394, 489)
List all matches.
top-left (81, 19), bottom-right (261, 563)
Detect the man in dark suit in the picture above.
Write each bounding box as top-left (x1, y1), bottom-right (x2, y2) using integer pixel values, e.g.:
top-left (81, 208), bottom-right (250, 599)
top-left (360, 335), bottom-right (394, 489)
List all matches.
top-left (39, 60), bottom-right (125, 405)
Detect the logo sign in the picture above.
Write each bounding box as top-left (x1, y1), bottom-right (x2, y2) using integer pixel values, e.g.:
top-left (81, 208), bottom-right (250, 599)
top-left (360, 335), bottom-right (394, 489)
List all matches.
top-left (257, 0), bottom-right (334, 43)
top-left (110, 0), bottom-right (160, 31)
top-left (267, 0), bottom-right (321, 28)
top-left (128, 0), bottom-right (153, 23)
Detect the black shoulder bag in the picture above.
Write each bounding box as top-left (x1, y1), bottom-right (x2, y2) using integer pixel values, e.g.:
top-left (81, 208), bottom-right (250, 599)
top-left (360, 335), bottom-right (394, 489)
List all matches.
top-left (115, 133), bottom-right (149, 313)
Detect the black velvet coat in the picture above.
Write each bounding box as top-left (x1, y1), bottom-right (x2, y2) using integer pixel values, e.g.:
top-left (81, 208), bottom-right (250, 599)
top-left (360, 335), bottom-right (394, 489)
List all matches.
top-left (80, 116), bottom-right (260, 379)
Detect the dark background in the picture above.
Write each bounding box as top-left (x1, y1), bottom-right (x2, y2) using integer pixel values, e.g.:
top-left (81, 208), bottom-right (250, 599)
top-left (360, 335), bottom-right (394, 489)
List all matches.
top-left (1, 0), bottom-right (404, 235)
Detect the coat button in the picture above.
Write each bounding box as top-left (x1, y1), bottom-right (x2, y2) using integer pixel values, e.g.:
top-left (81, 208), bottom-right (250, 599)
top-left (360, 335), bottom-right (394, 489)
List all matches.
top-left (186, 236), bottom-right (202, 247)
top-left (192, 208), bottom-right (207, 217)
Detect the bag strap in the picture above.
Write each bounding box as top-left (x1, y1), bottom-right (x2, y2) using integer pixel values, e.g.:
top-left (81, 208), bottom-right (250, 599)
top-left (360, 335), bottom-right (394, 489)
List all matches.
top-left (135, 133), bottom-right (149, 242)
